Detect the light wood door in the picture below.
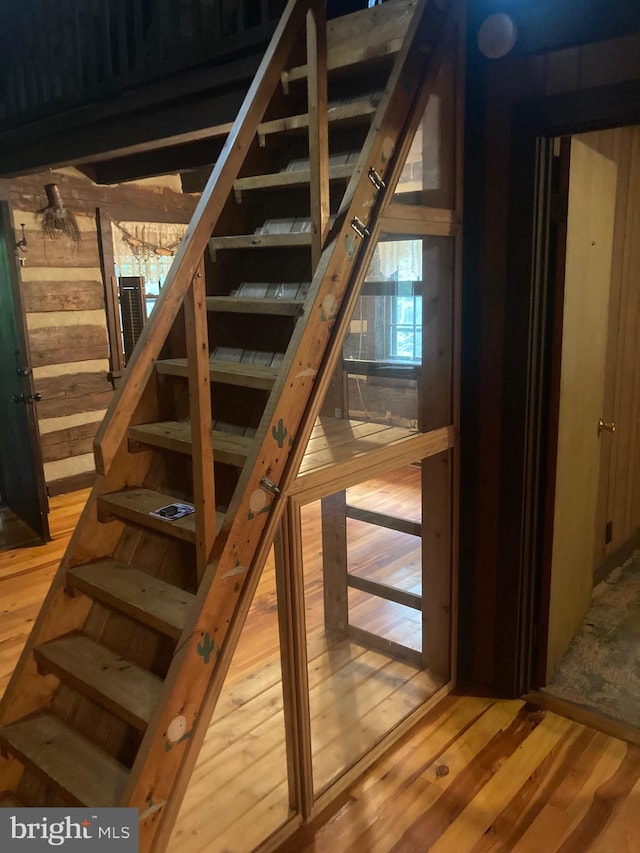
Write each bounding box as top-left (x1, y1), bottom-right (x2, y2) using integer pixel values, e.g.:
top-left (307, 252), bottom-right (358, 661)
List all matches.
top-left (546, 138), bottom-right (617, 679)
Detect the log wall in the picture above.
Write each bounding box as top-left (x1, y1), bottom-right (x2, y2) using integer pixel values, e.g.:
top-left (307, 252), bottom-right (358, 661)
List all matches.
top-left (10, 169), bottom-right (197, 495)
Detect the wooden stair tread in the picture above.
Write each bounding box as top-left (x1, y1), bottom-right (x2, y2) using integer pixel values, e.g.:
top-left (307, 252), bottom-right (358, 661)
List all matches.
top-left (67, 559), bottom-right (193, 639)
top-left (234, 163), bottom-right (352, 193)
top-left (0, 713), bottom-right (128, 807)
top-left (208, 231), bottom-right (312, 251)
top-left (99, 488), bottom-right (196, 542)
top-left (258, 98), bottom-right (378, 139)
top-left (205, 295), bottom-right (304, 316)
top-left (34, 634), bottom-right (163, 730)
top-left (157, 358), bottom-right (279, 390)
top-left (98, 488), bottom-right (224, 543)
top-left (283, 0), bottom-right (413, 85)
top-left (128, 421), bottom-right (252, 467)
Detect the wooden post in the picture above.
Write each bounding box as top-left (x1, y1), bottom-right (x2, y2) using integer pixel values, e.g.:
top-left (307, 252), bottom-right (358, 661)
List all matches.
top-left (184, 259), bottom-right (217, 582)
top-left (274, 503), bottom-right (314, 818)
top-left (306, 0), bottom-right (329, 271)
top-left (422, 450), bottom-right (452, 677)
top-left (321, 490), bottom-right (349, 636)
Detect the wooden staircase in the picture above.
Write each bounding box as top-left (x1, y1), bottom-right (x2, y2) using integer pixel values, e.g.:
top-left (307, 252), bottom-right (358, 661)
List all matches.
top-left (0, 0), bottom-right (457, 848)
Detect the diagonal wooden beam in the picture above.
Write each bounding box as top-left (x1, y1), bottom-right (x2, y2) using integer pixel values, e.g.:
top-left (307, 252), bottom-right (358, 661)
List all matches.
top-left (307, 0), bottom-right (329, 271)
top-left (184, 260), bottom-right (217, 583)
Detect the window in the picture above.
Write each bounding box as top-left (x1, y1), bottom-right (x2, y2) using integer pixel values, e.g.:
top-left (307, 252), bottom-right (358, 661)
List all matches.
top-left (110, 219), bottom-right (187, 319)
top-left (97, 211), bottom-right (188, 377)
top-left (389, 290), bottom-right (422, 362)
top-left (343, 237), bottom-right (423, 365)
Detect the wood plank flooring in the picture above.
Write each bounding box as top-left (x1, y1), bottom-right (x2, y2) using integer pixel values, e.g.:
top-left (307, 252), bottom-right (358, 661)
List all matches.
top-left (279, 694), bottom-right (640, 853)
top-left (3, 491), bottom-right (640, 853)
top-left (0, 505), bottom-right (45, 551)
top-left (0, 490), bottom-right (89, 695)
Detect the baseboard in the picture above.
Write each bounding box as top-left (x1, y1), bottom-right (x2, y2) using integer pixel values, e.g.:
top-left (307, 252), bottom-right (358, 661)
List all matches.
top-left (526, 690), bottom-right (640, 747)
top-left (593, 528), bottom-right (640, 587)
top-left (47, 471), bottom-right (96, 497)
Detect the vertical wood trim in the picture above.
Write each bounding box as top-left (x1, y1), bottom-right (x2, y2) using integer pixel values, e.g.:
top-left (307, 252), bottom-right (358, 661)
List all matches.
top-left (96, 209), bottom-right (125, 375)
top-left (619, 130), bottom-right (640, 541)
top-left (132, 0), bottom-right (145, 70)
top-left (102, 0), bottom-right (114, 80)
top-left (184, 259), bottom-right (216, 582)
top-left (449, 11), bottom-right (466, 686)
top-left (306, 0), bottom-right (329, 271)
top-left (274, 502), bottom-right (314, 819)
top-left (422, 451), bottom-right (452, 678)
top-left (321, 491), bottom-right (349, 636)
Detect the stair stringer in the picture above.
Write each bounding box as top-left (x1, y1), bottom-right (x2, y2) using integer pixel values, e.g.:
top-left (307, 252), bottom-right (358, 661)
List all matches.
top-left (125, 2), bottom-right (458, 849)
top-left (0, 0), bottom-right (460, 844)
top-left (0, 374), bottom-right (164, 732)
top-left (0, 0), bottom-right (316, 802)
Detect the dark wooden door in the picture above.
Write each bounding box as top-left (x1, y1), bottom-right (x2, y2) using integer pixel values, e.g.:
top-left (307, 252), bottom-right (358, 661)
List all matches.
top-left (0, 189), bottom-right (50, 541)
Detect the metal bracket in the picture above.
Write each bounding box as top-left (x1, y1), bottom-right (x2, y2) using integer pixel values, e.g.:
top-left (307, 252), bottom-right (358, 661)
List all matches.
top-left (260, 476), bottom-right (281, 496)
top-left (367, 167), bottom-right (386, 191)
top-left (350, 217), bottom-right (370, 239)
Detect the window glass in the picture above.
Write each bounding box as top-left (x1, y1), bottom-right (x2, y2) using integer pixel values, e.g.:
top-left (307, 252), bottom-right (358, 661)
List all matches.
top-left (110, 219), bottom-right (187, 317)
top-left (392, 54), bottom-right (456, 209)
top-left (340, 235), bottom-right (453, 431)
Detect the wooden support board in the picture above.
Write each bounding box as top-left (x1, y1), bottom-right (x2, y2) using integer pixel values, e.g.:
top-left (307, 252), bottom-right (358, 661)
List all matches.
top-left (292, 417), bottom-right (453, 500)
top-left (156, 357), bottom-right (279, 390)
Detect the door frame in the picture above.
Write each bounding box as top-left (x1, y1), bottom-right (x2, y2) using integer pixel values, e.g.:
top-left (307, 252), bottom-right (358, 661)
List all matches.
top-left (492, 80), bottom-right (640, 697)
top-left (0, 180), bottom-right (50, 540)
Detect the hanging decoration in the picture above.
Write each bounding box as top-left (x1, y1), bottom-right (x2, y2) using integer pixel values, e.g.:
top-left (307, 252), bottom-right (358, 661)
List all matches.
top-left (37, 183), bottom-right (81, 242)
top-left (107, 215), bottom-right (183, 259)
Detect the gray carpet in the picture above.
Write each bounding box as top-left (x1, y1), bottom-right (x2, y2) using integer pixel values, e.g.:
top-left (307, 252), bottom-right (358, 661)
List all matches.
top-left (544, 548), bottom-right (640, 727)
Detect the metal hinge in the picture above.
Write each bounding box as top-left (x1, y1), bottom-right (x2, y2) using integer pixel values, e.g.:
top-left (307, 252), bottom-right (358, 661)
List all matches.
top-left (350, 217), bottom-right (370, 239)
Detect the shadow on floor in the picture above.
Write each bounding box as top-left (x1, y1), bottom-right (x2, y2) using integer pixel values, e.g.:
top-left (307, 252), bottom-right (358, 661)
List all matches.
top-left (0, 505), bottom-right (43, 552)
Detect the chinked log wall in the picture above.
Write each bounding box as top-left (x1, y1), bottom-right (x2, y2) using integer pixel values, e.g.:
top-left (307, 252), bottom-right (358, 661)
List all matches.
top-left (10, 170), bottom-right (197, 495)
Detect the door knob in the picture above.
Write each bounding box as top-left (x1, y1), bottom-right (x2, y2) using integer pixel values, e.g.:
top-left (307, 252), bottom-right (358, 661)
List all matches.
top-left (598, 419), bottom-right (616, 435)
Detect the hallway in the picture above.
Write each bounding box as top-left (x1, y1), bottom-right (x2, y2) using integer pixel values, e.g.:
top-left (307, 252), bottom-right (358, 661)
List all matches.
top-left (545, 550), bottom-right (640, 729)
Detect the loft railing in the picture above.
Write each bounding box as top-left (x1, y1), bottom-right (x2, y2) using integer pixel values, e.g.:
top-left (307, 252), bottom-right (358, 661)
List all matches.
top-left (0, 0), bottom-right (285, 125)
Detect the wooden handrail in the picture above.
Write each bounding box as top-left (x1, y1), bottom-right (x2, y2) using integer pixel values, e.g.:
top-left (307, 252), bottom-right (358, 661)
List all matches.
top-left (93, 0), bottom-right (314, 476)
top-left (122, 3), bottom-right (454, 849)
top-left (306, 0), bottom-right (329, 270)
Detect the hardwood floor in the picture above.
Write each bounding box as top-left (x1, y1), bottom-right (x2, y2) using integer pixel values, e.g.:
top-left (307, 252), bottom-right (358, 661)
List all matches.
top-left (0, 490), bottom-right (89, 695)
top-left (0, 504), bottom-right (44, 551)
top-left (3, 491), bottom-right (640, 853)
top-left (279, 694), bottom-right (640, 853)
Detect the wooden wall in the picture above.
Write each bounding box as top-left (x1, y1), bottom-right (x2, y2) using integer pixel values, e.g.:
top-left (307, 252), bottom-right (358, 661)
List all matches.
top-left (10, 169), bottom-right (196, 496)
top-left (461, 30), bottom-right (640, 689)
top-left (587, 127), bottom-right (640, 566)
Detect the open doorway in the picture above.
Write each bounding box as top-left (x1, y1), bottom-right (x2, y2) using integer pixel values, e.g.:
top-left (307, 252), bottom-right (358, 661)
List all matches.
top-left (540, 126), bottom-right (640, 727)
